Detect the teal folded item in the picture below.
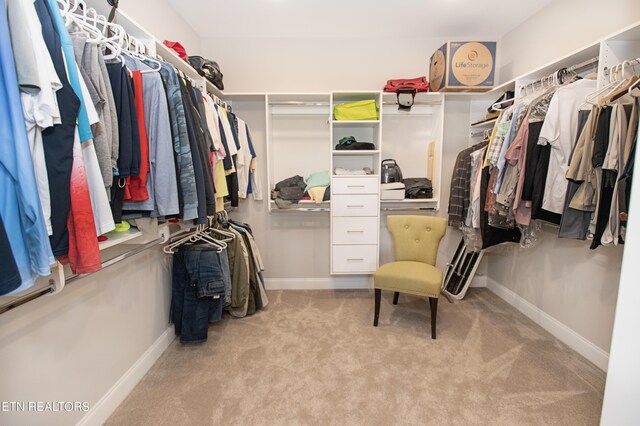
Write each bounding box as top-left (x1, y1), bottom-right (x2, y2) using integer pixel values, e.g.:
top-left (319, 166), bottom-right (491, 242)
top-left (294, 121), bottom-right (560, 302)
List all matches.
top-left (304, 170), bottom-right (330, 192)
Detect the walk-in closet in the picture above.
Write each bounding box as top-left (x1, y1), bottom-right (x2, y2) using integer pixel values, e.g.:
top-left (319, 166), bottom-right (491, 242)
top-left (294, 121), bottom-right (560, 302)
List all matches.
top-left (1, 0), bottom-right (640, 425)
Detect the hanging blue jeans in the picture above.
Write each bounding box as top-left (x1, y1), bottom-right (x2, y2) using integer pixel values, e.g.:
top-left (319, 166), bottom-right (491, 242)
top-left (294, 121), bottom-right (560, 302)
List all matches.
top-left (171, 244), bottom-right (227, 344)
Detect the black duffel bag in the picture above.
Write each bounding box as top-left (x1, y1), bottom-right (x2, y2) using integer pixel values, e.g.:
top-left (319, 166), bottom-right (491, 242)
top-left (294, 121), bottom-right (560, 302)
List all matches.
top-left (404, 178), bottom-right (433, 199)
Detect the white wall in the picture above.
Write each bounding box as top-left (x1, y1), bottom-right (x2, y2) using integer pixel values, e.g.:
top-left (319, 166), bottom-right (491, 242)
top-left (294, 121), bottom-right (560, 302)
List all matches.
top-left (95, 0), bottom-right (201, 55)
top-left (0, 247), bottom-right (173, 425)
top-left (498, 0), bottom-right (640, 82)
top-left (486, 231), bottom-right (622, 353)
top-left (601, 136), bottom-right (640, 425)
top-left (202, 35), bottom-right (482, 93)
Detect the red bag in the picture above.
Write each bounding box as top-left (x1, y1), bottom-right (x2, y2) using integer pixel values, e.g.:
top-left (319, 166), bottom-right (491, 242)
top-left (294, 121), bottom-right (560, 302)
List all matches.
top-left (384, 76), bottom-right (429, 93)
top-left (163, 40), bottom-right (188, 60)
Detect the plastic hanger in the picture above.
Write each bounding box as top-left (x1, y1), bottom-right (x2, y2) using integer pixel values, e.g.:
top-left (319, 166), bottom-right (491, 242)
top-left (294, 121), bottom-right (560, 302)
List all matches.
top-left (163, 224), bottom-right (226, 254)
top-left (599, 61), bottom-right (638, 106)
top-left (628, 66), bottom-right (640, 97)
top-left (63, 1), bottom-right (104, 44)
top-left (206, 217), bottom-right (235, 242)
top-left (581, 64), bottom-right (623, 108)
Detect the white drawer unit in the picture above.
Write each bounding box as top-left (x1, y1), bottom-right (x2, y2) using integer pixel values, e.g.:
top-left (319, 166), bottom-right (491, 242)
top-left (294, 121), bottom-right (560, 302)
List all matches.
top-left (332, 217), bottom-right (378, 245)
top-left (330, 92), bottom-right (382, 275)
top-left (332, 245), bottom-right (378, 273)
top-left (331, 194), bottom-right (379, 217)
top-left (332, 177), bottom-right (379, 195)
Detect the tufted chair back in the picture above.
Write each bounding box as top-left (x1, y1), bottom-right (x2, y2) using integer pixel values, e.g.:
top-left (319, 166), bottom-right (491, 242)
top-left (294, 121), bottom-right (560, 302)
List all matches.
top-left (387, 215), bottom-right (447, 266)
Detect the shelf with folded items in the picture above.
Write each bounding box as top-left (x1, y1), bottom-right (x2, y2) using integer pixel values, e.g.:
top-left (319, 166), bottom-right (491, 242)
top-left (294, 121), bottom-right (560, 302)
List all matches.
top-left (267, 93), bottom-right (332, 213)
top-left (332, 174), bottom-right (379, 180)
top-left (333, 155), bottom-right (378, 176)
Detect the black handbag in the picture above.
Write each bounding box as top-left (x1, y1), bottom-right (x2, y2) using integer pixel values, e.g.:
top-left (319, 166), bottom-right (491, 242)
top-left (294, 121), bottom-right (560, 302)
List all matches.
top-left (404, 178), bottom-right (433, 199)
top-left (335, 136), bottom-right (375, 151)
top-left (187, 56), bottom-right (224, 91)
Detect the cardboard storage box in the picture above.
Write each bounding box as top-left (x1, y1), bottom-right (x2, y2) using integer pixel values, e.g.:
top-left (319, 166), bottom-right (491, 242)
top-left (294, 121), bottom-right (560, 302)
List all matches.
top-left (429, 41), bottom-right (496, 92)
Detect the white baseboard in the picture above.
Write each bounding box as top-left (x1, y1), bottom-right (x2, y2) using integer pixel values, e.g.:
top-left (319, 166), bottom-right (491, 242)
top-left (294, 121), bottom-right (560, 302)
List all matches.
top-left (77, 327), bottom-right (175, 426)
top-left (265, 277), bottom-right (373, 290)
top-left (470, 275), bottom-right (488, 288)
top-left (486, 278), bottom-right (609, 371)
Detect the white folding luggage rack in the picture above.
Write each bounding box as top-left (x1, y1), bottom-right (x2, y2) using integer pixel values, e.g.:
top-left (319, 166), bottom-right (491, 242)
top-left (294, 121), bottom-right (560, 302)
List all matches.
top-left (441, 238), bottom-right (484, 301)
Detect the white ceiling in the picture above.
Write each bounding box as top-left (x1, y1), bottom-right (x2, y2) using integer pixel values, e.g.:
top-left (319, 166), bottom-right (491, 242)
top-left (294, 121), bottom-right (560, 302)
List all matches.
top-left (168, 0), bottom-right (554, 39)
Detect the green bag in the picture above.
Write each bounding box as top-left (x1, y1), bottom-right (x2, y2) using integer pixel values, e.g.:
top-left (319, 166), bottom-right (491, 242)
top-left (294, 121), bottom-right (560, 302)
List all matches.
top-left (334, 100), bottom-right (379, 120)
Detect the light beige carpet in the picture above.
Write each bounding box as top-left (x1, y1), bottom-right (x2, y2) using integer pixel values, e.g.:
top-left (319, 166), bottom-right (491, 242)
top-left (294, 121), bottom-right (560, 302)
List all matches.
top-left (107, 289), bottom-right (605, 425)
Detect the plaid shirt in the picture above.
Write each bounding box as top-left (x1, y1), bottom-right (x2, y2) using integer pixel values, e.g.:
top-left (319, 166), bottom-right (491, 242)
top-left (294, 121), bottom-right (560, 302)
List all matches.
top-left (448, 141), bottom-right (489, 228)
top-left (485, 107), bottom-right (515, 167)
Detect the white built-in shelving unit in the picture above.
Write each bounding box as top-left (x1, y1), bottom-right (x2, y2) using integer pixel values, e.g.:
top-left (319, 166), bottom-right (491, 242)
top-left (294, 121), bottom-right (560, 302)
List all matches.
top-left (380, 92), bottom-right (444, 212)
top-left (329, 92), bottom-right (382, 274)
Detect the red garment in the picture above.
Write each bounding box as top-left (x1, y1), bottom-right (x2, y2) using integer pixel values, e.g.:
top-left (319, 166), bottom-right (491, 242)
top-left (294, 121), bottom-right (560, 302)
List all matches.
top-left (59, 130), bottom-right (101, 274)
top-left (163, 40), bottom-right (188, 60)
top-left (125, 71), bottom-right (150, 201)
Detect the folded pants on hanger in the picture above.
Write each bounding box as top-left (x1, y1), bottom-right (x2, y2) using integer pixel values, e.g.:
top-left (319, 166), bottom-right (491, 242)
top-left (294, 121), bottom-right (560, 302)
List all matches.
top-left (171, 245), bottom-right (228, 344)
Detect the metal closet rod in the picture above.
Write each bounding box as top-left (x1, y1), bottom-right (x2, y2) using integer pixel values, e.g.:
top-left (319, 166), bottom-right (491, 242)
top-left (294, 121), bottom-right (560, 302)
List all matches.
top-left (520, 56), bottom-right (599, 93)
top-left (0, 237), bottom-right (164, 316)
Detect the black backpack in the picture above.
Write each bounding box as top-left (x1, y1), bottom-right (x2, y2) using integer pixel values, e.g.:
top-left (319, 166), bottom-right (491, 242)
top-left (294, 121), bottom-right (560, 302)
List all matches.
top-left (188, 56), bottom-right (224, 91)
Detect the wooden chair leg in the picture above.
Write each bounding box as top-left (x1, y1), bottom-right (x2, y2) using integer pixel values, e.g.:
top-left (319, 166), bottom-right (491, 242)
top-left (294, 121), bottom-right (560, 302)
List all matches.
top-left (393, 292), bottom-right (399, 305)
top-left (374, 289), bottom-right (381, 327)
top-left (429, 297), bottom-right (438, 339)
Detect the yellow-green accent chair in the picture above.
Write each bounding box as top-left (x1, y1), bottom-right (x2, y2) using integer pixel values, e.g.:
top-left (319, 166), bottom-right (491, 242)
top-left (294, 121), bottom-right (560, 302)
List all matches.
top-left (373, 215), bottom-right (447, 339)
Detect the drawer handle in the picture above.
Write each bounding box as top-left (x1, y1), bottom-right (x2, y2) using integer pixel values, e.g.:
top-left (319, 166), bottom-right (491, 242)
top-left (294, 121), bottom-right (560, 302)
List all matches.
top-left (347, 185), bottom-right (365, 188)
top-left (347, 258), bottom-right (364, 261)
top-left (347, 205), bottom-right (365, 208)
top-left (347, 230), bottom-right (364, 233)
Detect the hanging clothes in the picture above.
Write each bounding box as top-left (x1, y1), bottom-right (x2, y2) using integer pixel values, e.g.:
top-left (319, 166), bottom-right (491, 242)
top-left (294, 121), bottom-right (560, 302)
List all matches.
top-left (558, 109), bottom-right (593, 240)
top-left (537, 79), bottom-right (597, 214)
top-left (7, 0), bottom-right (61, 237)
top-left (124, 69), bottom-right (151, 202)
top-left (42, 0), bottom-right (107, 274)
top-left (155, 61), bottom-right (198, 221)
top-left (178, 76), bottom-right (207, 224)
top-left (171, 245), bottom-right (228, 344)
top-left (1, 0), bottom-right (55, 293)
top-left (1, 0), bottom-right (262, 297)
top-left (448, 141), bottom-right (488, 228)
top-left (122, 57), bottom-right (179, 217)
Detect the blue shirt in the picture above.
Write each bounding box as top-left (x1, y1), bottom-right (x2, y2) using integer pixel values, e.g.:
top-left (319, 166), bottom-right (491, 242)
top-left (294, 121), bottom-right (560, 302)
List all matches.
top-left (46, 0), bottom-right (94, 143)
top-left (495, 103), bottom-right (525, 193)
top-left (0, 0), bottom-right (55, 292)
